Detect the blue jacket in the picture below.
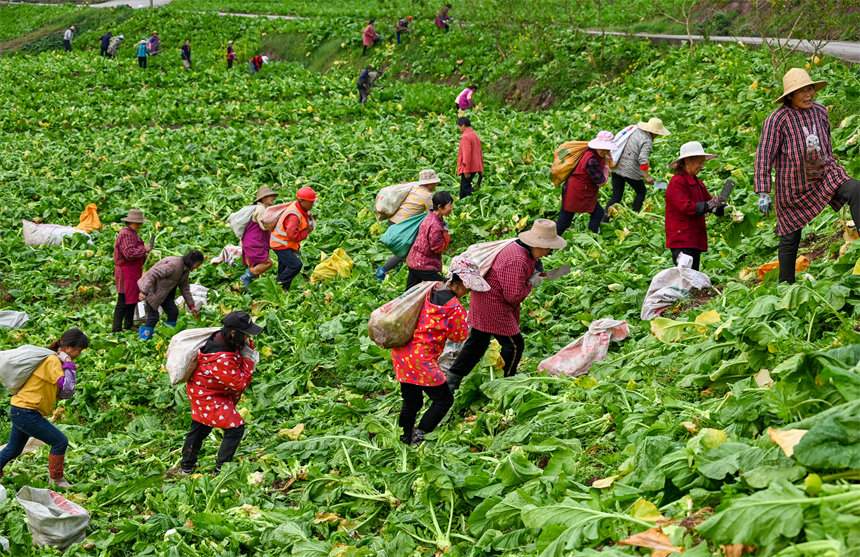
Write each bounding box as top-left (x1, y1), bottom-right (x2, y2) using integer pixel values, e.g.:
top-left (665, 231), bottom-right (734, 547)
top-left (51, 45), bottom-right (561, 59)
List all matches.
top-left (136, 44), bottom-right (149, 57)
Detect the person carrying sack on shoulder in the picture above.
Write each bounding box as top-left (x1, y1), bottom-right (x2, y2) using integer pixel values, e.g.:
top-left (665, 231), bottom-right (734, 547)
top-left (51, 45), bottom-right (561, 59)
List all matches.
top-left (556, 130), bottom-right (615, 236)
top-left (240, 186), bottom-right (278, 291)
top-left (138, 250), bottom-right (204, 340)
top-left (112, 209), bottom-right (152, 333)
top-left (446, 219), bottom-right (566, 391)
top-left (393, 257), bottom-right (489, 446)
top-left (376, 169), bottom-right (440, 281)
top-left (168, 311), bottom-right (262, 477)
top-left (0, 329), bottom-right (89, 488)
top-left (270, 187), bottom-right (317, 292)
top-left (605, 117), bottom-right (670, 220)
top-left (405, 191), bottom-right (454, 290)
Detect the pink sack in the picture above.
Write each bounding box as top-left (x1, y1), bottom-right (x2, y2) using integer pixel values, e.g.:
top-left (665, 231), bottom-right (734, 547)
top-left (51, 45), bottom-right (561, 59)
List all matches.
top-left (261, 203), bottom-right (292, 231)
top-left (538, 318), bottom-right (629, 377)
top-left (457, 239), bottom-right (516, 276)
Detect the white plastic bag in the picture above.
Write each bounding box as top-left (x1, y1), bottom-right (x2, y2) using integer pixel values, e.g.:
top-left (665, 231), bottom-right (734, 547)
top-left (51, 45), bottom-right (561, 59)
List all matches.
top-left (609, 124), bottom-right (638, 164)
top-left (458, 239), bottom-right (516, 276)
top-left (22, 220), bottom-right (91, 247)
top-left (640, 255), bottom-right (712, 320)
top-left (538, 318), bottom-right (629, 377)
top-left (0, 310), bottom-right (29, 329)
top-left (135, 283), bottom-right (211, 320)
top-left (211, 245), bottom-right (243, 266)
top-left (438, 340), bottom-right (464, 374)
top-left (374, 182), bottom-right (415, 221)
top-left (164, 327), bottom-right (220, 385)
top-left (16, 486), bottom-right (90, 549)
top-left (227, 205), bottom-right (257, 239)
top-left (0, 345), bottom-right (56, 394)
top-left (368, 281), bottom-right (438, 349)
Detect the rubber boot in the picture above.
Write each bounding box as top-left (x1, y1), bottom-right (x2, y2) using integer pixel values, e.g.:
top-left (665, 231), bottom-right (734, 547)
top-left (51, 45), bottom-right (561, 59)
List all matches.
top-left (445, 371), bottom-right (465, 393)
top-left (111, 306), bottom-right (125, 333)
top-left (48, 453), bottom-right (72, 488)
top-left (139, 326), bottom-right (154, 340)
top-left (375, 267), bottom-right (386, 282)
top-left (410, 428), bottom-right (426, 446)
top-left (241, 269), bottom-right (254, 291)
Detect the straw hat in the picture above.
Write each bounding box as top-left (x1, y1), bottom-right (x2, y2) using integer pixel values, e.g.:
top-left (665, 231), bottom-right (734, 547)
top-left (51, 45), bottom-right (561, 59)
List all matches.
top-left (637, 117), bottom-right (670, 136)
top-left (120, 209), bottom-right (149, 223)
top-left (255, 185), bottom-right (278, 203)
top-left (417, 169), bottom-right (441, 186)
top-left (447, 256), bottom-right (490, 292)
top-left (588, 130), bottom-right (616, 151)
top-left (775, 68), bottom-right (827, 103)
top-left (669, 141), bottom-right (717, 169)
top-left (518, 219), bottom-right (567, 250)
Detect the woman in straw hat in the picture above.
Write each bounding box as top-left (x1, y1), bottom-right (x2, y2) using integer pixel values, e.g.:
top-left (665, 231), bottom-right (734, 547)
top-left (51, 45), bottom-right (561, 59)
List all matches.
top-left (755, 68), bottom-right (860, 283)
top-left (446, 219), bottom-right (566, 391)
top-left (606, 117), bottom-right (670, 219)
top-left (240, 186), bottom-right (278, 291)
top-left (112, 209), bottom-right (152, 333)
top-left (376, 169), bottom-right (440, 282)
top-left (665, 142), bottom-right (727, 271)
top-left (556, 130), bottom-right (616, 236)
top-left (392, 256), bottom-right (489, 446)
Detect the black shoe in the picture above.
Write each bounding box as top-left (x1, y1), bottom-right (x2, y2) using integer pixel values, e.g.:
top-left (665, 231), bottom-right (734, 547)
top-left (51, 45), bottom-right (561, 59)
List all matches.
top-left (399, 434), bottom-right (411, 445)
top-left (410, 429), bottom-right (426, 446)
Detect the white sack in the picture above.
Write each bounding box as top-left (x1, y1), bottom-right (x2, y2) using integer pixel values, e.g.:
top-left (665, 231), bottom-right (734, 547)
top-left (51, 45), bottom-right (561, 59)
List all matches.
top-left (640, 255), bottom-right (712, 320)
top-left (0, 311), bottom-right (29, 329)
top-left (538, 318), bottom-right (630, 377)
top-left (368, 281), bottom-right (438, 349)
top-left (211, 245), bottom-right (243, 265)
top-left (16, 486), bottom-right (90, 549)
top-left (458, 238), bottom-right (516, 276)
top-left (164, 327), bottom-right (220, 385)
top-left (227, 205), bottom-right (256, 239)
top-left (22, 220), bottom-right (91, 247)
top-left (0, 346), bottom-right (56, 394)
top-left (374, 182), bottom-right (415, 221)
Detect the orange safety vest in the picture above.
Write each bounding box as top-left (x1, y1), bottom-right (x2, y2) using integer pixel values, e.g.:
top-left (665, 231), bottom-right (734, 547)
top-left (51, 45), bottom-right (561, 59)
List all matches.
top-left (269, 201), bottom-right (308, 251)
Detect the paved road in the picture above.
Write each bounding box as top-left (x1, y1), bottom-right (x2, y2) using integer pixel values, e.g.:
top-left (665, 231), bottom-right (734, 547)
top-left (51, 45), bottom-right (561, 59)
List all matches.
top-left (585, 30), bottom-right (860, 64)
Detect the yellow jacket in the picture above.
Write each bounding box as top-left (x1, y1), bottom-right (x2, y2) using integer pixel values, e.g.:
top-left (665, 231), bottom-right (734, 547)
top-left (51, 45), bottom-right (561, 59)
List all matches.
top-left (11, 355), bottom-right (62, 416)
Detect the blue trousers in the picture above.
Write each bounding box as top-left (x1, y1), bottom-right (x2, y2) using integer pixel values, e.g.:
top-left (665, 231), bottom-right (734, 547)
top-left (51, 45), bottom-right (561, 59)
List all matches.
top-left (274, 248), bottom-right (303, 290)
top-left (0, 407), bottom-right (68, 470)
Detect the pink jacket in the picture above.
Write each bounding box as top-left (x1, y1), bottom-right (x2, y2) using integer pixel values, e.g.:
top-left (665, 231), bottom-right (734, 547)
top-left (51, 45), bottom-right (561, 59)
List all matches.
top-left (363, 25), bottom-right (378, 46)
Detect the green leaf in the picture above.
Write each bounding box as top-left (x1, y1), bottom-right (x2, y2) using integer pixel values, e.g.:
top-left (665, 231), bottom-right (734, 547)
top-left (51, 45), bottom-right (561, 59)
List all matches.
top-left (494, 450), bottom-right (543, 487)
top-left (696, 480), bottom-right (807, 545)
top-left (793, 414), bottom-right (860, 469)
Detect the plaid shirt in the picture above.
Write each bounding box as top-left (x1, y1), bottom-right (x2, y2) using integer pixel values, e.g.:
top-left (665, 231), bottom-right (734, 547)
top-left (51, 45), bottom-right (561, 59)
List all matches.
top-left (754, 103), bottom-right (849, 236)
top-left (406, 212), bottom-right (450, 271)
top-left (390, 185), bottom-right (433, 224)
top-left (468, 241), bottom-right (536, 336)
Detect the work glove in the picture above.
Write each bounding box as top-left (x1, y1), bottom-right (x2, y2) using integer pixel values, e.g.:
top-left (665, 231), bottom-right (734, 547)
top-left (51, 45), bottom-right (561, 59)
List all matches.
top-left (307, 216), bottom-right (315, 232)
top-left (758, 193), bottom-right (772, 217)
top-left (706, 195), bottom-right (725, 211)
top-left (528, 271), bottom-right (545, 288)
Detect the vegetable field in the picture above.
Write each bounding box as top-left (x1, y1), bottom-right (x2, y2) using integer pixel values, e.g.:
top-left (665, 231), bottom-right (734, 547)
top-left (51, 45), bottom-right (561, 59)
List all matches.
top-left (1, 2), bottom-right (860, 555)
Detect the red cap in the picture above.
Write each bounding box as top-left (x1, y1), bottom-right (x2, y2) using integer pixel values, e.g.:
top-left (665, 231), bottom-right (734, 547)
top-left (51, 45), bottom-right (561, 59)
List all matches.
top-left (296, 186), bottom-right (318, 201)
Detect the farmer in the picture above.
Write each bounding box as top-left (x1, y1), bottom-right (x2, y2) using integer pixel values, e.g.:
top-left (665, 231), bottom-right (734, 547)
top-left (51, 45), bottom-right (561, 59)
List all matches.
top-left (181, 39), bottom-right (192, 71)
top-left (249, 55), bottom-right (268, 75)
top-left (605, 117), bottom-right (670, 219)
top-left (362, 19), bottom-right (381, 56)
top-left (376, 169), bottom-right (440, 281)
top-left (455, 84), bottom-right (476, 111)
top-left (436, 4), bottom-right (453, 32)
top-left (137, 250), bottom-right (204, 340)
top-left (169, 311), bottom-right (262, 477)
top-left (394, 16), bottom-right (412, 45)
top-left (136, 40), bottom-right (150, 68)
top-left (146, 31), bottom-right (161, 56)
top-left (457, 116), bottom-right (483, 199)
top-left (226, 40), bottom-right (236, 69)
top-left (112, 209), bottom-right (152, 333)
top-left (240, 186), bottom-right (278, 291)
top-left (107, 35), bottom-right (124, 58)
top-left (270, 187), bottom-right (317, 292)
top-left (392, 256), bottom-right (489, 445)
top-left (754, 68), bottom-right (860, 283)
top-left (357, 65), bottom-right (374, 104)
top-left (556, 130), bottom-right (616, 236)
top-left (99, 32), bottom-right (112, 57)
top-left (446, 219), bottom-right (566, 390)
top-left (405, 191), bottom-right (454, 290)
top-left (0, 329), bottom-right (89, 488)
top-left (63, 26), bottom-right (75, 52)
top-left (665, 142), bottom-right (727, 271)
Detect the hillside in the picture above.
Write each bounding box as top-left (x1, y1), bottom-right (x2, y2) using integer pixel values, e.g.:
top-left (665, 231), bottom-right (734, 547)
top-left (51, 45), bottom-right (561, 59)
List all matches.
top-left (0, 2), bottom-right (860, 555)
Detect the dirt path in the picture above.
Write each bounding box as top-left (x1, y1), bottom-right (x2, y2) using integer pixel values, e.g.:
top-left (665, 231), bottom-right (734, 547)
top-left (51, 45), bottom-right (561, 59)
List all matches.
top-left (585, 30), bottom-right (860, 64)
